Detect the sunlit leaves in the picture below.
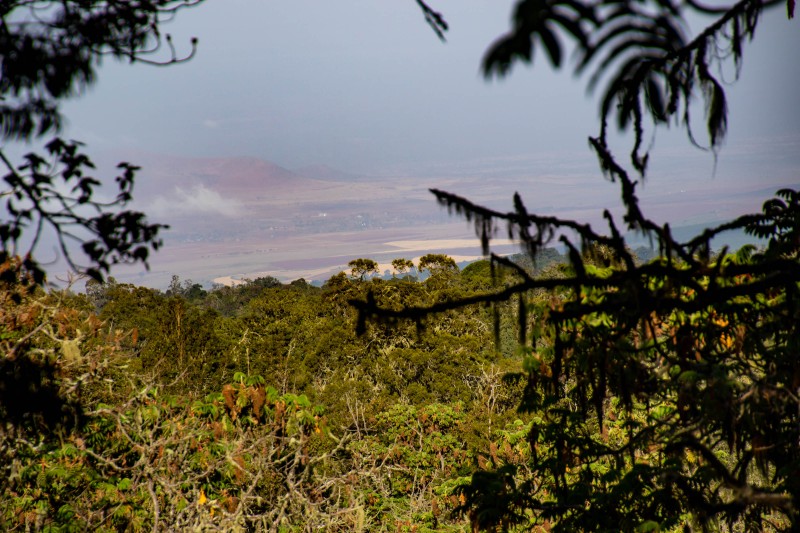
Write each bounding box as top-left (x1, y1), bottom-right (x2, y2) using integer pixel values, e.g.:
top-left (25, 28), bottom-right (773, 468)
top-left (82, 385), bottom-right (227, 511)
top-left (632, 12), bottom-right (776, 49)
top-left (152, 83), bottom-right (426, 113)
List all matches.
top-left (472, 215), bottom-right (797, 529)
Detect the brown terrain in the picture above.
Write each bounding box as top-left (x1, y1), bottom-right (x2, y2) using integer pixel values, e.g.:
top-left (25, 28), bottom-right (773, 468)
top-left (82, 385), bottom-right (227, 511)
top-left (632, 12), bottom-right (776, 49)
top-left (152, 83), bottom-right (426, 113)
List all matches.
top-left (104, 148), bottom-right (797, 289)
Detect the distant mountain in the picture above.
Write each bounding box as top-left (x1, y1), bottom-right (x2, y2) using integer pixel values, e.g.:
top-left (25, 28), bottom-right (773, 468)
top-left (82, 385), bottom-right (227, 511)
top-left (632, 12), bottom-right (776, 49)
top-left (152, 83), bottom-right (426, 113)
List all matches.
top-left (132, 154), bottom-right (302, 194)
top-left (103, 153), bottom-right (357, 205)
top-left (182, 156), bottom-right (302, 192)
top-left (294, 164), bottom-right (372, 183)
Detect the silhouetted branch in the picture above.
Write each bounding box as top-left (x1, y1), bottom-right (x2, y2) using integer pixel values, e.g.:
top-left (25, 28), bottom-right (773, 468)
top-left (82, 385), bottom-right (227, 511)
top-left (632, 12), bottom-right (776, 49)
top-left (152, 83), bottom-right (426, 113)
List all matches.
top-left (415, 0), bottom-right (449, 41)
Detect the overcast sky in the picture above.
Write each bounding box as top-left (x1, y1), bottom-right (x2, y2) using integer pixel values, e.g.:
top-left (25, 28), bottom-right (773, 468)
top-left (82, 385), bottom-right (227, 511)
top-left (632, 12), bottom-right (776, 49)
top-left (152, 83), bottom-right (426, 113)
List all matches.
top-left (54, 0), bottom-right (799, 178)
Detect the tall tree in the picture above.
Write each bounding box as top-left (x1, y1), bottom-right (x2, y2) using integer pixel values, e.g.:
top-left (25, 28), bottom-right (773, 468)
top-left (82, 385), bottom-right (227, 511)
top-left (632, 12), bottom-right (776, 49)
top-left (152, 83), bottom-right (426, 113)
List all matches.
top-left (349, 258), bottom-right (380, 281)
top-left (418, 254), bottom-right (458, 276)
top-left (392, 258), bottom-right (415, 276)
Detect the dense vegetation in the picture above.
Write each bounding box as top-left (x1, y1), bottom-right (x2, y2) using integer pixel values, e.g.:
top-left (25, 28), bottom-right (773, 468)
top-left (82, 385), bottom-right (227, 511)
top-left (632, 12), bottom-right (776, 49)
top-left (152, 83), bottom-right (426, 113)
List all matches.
top-left (4, 226), bottom-right (797, 531)
top-left (1, 253), bottom-right (554, 531)
top-left (366, 0), bottom-right (800, 528)
top-left (2, 0), bottom-right (797, 531)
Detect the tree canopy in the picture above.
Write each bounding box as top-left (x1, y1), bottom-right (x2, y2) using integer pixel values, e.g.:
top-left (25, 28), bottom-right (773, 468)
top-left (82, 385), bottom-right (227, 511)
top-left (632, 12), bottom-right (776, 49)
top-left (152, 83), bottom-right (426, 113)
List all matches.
top-left (349, 258), bottom-right (380, 281)
top-left (0, 0), bottom-right (203, 447)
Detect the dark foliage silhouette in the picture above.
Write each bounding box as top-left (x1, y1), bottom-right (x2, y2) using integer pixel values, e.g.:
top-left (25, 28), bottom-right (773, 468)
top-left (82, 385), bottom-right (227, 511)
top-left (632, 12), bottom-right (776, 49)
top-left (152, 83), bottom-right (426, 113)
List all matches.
top-left (480, 0), bottom-right (790, 174)
top-left (1, 139), bottom-right (166, 284)
top-left (356, 0), bottom-right (799, 529)
top-left (1, 1), bottom-right (201, 435)
top-left (1, 1), bottom-right (202, 283)
top-left (1, 1), bottom-right (200, 140)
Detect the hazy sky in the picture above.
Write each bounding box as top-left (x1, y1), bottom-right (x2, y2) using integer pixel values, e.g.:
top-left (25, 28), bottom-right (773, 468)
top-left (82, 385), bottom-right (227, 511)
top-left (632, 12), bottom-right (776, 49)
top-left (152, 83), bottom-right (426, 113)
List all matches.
top-left (56, 0), bottom-right (799, 177)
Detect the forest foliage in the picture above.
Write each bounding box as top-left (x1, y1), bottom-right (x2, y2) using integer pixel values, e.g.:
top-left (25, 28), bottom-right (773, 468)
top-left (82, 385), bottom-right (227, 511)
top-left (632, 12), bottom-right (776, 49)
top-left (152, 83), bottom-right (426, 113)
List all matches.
top-left (356, 0), bottom-right (800, 529)
top-left (1, 0), bottom-right (798, 531)
top-left (3, 221), bottom-right (799, 531)
top-left (1, 254), bottom-right (542, 531)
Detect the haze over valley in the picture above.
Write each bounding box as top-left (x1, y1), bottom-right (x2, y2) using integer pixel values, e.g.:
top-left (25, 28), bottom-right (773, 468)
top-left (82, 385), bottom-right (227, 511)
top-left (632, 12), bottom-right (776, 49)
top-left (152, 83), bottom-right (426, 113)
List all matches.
top-left (107, 135), bottom-right (799, 289)
top-left (44, 0), bottom-right (797, 290)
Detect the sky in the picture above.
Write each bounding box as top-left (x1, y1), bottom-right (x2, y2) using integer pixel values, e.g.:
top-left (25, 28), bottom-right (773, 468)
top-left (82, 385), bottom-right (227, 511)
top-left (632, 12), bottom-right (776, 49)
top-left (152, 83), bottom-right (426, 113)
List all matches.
top-left (53, 0), bottom-right (799, 177)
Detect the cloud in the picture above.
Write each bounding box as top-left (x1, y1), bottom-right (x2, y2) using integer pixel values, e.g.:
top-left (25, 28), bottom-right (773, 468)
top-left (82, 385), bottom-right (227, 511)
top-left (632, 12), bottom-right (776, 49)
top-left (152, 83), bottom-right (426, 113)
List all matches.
top-left (148, 185), bottom-right (244, 218)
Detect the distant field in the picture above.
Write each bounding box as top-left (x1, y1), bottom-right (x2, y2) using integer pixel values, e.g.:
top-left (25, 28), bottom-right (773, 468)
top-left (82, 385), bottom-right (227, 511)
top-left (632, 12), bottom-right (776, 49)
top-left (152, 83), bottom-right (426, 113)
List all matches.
top-left (108, 152), bottom-right (797, 289)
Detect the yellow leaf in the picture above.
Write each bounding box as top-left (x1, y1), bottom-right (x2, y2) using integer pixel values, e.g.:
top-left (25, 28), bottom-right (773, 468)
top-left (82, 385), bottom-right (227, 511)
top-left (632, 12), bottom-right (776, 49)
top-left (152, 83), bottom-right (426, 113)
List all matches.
top-left (720, 334), bottom-right (734, 349)
top-left (198, 489), bottom-right (207, 506)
